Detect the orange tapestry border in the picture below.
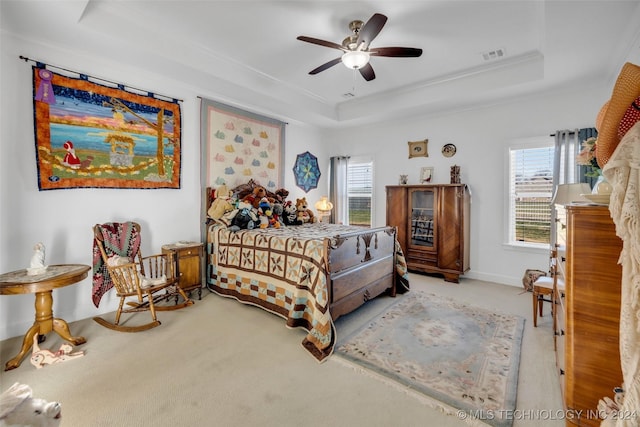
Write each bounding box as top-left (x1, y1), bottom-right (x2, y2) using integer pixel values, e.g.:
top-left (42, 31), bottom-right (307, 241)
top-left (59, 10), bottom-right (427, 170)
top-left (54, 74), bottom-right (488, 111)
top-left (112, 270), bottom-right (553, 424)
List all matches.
top-left (32, 67), bottom-right (181, 190)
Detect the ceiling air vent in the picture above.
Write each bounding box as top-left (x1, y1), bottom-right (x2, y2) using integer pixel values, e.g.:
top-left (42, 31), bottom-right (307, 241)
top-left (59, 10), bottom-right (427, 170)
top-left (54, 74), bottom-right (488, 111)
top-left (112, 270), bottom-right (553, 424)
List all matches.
top-left (482, 48), bottom-right (506, 61)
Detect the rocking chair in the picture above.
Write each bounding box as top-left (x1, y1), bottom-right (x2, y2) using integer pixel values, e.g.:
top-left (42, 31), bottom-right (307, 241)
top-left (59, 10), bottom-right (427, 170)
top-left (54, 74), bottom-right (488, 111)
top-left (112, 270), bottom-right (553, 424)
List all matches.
top-left (92, 222), bottom-right (193, 332)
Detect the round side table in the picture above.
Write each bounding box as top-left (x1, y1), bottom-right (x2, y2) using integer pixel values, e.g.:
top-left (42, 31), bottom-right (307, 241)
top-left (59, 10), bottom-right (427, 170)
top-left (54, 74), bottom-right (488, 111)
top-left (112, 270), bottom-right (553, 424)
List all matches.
top-left (0, 264), bottom-right (90, 370)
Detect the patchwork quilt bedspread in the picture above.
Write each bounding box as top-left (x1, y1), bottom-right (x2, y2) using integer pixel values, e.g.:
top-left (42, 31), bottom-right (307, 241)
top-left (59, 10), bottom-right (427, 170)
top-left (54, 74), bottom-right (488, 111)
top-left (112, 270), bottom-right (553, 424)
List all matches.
top-left (206, 222), bottom-right (408, 361)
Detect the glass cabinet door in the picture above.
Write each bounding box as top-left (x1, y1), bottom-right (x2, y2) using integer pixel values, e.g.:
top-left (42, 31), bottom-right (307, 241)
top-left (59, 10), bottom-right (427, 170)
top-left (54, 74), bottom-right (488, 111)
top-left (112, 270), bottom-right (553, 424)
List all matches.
top-left (409, 187), bottom-right (435, 249)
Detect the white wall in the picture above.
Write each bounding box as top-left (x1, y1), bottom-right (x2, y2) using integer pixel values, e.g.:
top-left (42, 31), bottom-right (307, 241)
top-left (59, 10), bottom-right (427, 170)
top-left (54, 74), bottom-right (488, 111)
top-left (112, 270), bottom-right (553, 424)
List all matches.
top-left (0, 28), bottom-right (622, 341)
top-left (0, 34), bottom-right (328, 340)
top-left (326, 85), bottom-right (608, 285)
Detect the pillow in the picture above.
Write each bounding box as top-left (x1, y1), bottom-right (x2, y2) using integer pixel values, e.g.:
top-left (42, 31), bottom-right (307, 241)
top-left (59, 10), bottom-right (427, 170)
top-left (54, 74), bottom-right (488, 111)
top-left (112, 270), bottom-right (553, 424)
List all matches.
top-left (137, 273), bottom-right (167, 289)
top-left (106, 255), bottom-right (130, 267)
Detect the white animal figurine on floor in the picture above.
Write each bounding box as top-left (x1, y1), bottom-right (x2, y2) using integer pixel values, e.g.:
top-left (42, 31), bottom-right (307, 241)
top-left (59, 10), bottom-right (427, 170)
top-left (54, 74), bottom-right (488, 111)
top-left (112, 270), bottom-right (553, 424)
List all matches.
top-left (30, 335), bottom-right (84, 369)
top-left (0, 382), bottom-right (61, 427)
top-left (26, 243), bottom-right (47, 276)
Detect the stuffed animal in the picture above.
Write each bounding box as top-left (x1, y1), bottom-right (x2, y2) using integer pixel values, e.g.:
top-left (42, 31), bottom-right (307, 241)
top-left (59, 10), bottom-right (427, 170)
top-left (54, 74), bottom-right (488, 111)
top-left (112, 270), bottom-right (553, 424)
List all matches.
top-left (257, 197), bottom-right (273, 228)
top-left (274, 188), bottom-right (289, 204)
top-left (229, 201), bottom-right (257, 231)
top-left (0, 383), bottom-right (61, 427)
top-left (521, 269), bottom-right (547, 292)
top-left (208, 184), bottom-right (234, 220)
top-left (282, 201), bottom-right (301, 226)
top-left (271, 202), bottom-right (285, 228)
top-left (30, 335), bottom-right (84, 370)
top-left (296, 197), bottom-right (316, 224)
top-left (242, 186), bottom-right (267, 209)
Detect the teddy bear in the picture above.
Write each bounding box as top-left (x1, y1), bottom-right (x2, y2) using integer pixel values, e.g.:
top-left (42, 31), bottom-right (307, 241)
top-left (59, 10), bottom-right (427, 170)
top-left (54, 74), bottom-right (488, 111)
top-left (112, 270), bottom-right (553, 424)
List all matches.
top-left (242, 185), bottom-right (267, 209)
top-left (282, 201), bottom-right (302, 226)
top-left (0, 382), bottom-right (61, 427)
top-left (296, 197), bottom-right (316, 224)
top-left (274, 188), bottom-right (289, 204)
top-left (207, 184), bottom-right (234, 220)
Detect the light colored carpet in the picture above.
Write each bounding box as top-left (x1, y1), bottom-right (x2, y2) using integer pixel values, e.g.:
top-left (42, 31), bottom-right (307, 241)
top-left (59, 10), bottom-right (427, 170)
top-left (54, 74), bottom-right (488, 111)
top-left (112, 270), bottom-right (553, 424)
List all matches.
top-left (336, 292), bottom-right (525, 427)
top-left (0, 273), bottom-right (564, 427)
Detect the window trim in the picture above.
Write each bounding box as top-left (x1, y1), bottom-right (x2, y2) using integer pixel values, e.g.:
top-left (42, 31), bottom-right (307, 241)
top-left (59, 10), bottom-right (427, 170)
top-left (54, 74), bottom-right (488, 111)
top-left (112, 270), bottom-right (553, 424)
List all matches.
top-left (504, 136), bottom-right (554, 249)
top-left (347, 156), bottom-right (374, 226)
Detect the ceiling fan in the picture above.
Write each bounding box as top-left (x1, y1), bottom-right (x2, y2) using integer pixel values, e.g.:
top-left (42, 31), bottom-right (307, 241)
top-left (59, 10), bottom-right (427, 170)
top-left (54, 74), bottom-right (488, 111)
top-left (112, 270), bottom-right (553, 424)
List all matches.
top-left (296, 13), bottom-right (422, 81)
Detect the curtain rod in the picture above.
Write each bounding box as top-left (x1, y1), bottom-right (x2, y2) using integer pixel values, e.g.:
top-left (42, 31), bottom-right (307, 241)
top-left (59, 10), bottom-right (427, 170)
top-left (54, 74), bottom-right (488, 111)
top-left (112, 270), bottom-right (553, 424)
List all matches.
top-left (19, 55), bottom-right (183, 103)
top-left (549, 131), bottom-right (576, 137)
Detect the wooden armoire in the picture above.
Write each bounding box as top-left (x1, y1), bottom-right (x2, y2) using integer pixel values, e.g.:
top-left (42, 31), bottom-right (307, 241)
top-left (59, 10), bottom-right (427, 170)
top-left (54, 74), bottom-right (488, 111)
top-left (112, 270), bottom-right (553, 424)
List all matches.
top-left (386, 184), bottom-right (470, 283)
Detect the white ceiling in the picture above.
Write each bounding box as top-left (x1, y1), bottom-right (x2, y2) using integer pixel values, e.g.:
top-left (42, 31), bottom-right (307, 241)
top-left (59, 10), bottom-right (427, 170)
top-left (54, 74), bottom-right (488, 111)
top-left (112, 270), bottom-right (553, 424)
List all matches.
top-left (3, 1), bottom-right (640, 128)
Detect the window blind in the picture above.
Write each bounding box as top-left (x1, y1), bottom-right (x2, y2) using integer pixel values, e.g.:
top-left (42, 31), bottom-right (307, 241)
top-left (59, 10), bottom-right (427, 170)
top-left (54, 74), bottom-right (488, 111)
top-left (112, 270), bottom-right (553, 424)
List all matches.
top-left (509, 145), bottom-right (554, 245)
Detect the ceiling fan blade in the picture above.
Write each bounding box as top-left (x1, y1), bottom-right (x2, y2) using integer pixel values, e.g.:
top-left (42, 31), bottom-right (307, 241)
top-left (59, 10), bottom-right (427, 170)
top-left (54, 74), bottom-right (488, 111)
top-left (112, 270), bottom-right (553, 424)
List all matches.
top-left (356, 13), bottom-right (387, 49)
top-left (297, 36), bottom-right (346, 51)
top-left (359, 63), bottom-right (376, 81)
top-left (369, 47), bottom-right (423, 58)
top-left (309, 57), bottom-right (343, 75)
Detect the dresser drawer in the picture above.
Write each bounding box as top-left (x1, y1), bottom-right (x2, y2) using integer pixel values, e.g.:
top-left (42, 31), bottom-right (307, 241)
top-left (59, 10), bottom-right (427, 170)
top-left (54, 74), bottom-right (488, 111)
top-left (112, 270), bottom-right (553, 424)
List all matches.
top-left (406, 249), bottom-right (437, 263)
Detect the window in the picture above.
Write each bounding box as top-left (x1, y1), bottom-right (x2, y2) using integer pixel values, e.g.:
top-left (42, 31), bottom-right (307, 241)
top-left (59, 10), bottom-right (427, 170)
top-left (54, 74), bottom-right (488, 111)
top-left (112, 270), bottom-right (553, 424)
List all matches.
top-left (347, 159), bottom-right (373, 226)
top-left (508, 138), bottom-right (554, 247)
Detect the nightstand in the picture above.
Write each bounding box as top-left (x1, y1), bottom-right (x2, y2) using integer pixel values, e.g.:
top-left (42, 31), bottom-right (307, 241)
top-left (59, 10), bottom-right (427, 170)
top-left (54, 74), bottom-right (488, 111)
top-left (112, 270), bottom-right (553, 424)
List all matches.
top-left (161, 241), bottom-right (204, 300)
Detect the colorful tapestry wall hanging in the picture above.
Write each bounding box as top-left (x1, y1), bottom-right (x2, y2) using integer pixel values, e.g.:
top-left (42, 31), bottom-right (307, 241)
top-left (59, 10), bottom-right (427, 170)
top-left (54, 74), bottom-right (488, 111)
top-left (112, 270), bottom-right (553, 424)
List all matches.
top-left (200, 98), bottom-right (285, 191)
top-left (293, 151), bottom-right (320, 192)
top-left (31, 66), bottom-right (181, 190)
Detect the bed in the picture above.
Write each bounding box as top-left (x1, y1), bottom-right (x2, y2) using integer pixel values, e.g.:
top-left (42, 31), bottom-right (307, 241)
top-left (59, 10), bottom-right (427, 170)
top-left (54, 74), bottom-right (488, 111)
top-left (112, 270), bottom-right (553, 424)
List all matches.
top-left (204, 185), bottom-right (409, 362)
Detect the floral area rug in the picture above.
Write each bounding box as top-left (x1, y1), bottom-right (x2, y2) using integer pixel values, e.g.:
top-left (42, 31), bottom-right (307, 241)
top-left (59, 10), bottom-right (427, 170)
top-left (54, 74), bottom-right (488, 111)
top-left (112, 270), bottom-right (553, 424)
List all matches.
top-left (335, 292), bottom-right (525, 427)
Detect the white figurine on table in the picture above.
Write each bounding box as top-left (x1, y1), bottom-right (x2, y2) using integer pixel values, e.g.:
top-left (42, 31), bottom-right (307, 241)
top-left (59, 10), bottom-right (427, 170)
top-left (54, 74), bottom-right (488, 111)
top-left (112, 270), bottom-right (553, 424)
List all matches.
top-left (26, 242), bottom-right (48, 276)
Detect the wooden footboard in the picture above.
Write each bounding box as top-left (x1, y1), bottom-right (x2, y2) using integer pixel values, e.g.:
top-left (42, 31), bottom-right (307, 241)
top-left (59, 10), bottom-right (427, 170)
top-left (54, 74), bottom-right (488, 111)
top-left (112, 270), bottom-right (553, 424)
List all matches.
top-left (327, 226), bottom-right (397, 319)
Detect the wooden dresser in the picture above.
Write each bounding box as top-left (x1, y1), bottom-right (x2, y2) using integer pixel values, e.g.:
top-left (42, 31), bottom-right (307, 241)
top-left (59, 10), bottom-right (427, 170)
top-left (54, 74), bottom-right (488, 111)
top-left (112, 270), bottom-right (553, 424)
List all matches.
top-left (386, 184), bottom-right (470, 282)
top-left (555, 204), bottom-right (623, 426)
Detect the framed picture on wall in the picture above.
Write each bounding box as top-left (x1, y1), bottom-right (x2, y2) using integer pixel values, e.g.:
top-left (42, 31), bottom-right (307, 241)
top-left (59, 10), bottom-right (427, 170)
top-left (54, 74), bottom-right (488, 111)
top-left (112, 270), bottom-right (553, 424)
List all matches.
top-left (420, 166), bottom-right (434, 183)
top-left (408, 139), bottom-right (428, 158)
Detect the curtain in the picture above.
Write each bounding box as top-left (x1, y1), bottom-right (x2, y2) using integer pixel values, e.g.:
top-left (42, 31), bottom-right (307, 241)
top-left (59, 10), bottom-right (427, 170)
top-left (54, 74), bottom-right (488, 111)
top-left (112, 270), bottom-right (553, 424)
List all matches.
top-left (551, 127), bottom-right (599, 189)
top-left (551, 129), bottom-right (579, 247)
top-left (329, 156), bottom-right (349, 224)
top-left (552, 129), bottom-right (580, 187)
top-left (550, 127), bottom-right (598, 246)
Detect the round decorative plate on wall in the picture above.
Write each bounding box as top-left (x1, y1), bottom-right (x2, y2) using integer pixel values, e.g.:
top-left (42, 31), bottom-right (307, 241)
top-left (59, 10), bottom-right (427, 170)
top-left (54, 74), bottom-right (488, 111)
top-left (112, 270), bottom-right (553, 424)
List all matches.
top-left (442, 143), bottom-right (457, 158)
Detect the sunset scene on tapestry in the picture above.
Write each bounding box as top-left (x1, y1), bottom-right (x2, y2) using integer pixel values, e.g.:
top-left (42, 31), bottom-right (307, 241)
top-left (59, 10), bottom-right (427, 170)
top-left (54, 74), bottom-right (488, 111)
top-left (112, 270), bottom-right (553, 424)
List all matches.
top-left (32, 67), bottom-right (181, 190)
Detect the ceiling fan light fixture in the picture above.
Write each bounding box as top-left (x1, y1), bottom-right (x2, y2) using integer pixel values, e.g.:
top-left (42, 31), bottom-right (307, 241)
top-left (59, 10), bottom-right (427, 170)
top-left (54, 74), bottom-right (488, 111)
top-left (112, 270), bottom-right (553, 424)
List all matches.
top-left (341, 51), bottom-right (370, 69)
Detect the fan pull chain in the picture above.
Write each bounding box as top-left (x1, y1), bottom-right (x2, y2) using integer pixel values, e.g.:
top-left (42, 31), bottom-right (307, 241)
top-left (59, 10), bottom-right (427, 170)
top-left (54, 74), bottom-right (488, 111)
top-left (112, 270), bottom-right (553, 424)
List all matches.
top-left (351, 68), bottom-right (357, 95)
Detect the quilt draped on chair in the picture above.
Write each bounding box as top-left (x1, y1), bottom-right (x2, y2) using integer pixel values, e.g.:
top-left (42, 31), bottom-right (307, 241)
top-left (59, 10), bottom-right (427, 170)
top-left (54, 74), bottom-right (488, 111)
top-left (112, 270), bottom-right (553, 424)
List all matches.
top-left (91, 222), bottom-right (141, 307)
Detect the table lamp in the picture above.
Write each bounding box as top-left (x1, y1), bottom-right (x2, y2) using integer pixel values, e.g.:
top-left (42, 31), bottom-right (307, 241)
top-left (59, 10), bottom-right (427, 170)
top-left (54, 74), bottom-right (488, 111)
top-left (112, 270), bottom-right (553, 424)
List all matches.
top-left (551, 183), bottom-right (592, 205)
top-left (314, 197), bottom-right (333, 223)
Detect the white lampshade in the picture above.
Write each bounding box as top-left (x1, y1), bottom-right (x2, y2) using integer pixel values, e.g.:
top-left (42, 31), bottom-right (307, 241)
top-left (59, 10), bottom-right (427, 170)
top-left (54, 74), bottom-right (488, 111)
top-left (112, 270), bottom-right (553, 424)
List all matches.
top-left (342, 51), bottom-right (370, 69)
top-left (551, 183), bottom-right (592, 205)
top-left (314, 196), bottom-right (334, 213)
